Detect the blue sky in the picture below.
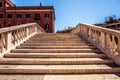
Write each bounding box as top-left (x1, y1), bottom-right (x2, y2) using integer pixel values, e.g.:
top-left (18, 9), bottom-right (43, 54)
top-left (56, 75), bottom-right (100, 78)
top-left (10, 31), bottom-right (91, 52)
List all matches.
top-left (11, 0), bottom-right (120, 31)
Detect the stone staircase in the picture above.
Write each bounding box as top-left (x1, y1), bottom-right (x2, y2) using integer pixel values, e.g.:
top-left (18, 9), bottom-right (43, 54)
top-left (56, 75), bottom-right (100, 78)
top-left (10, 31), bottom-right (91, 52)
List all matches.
top-left (0, 33), bottom-right (120, 79)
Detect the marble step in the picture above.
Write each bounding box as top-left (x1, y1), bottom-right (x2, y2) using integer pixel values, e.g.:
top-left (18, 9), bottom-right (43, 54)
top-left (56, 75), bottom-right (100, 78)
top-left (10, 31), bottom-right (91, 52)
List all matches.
top-left (11, 49), bottom-right (101, 53)
top-left (35, 33), bottom-right (78, 37)
top-left (0, 74), bottom-right (120, 80)
top-left (31, 34), bottom-right (80, 38)
top-left (0, 58), bottom-right (114, 65)
top-left (25, 41), bottom-right (87, 43)
top-left (16, 46), bottom-right (97, 49)
top-left (20, 43), bottom-right (93, 46)
top-left (0, 65), bottom-right (119, 74)
top-left (29, 38), bottom-right (82, 41)
top-left (5, 53), bottom-right (106, 58)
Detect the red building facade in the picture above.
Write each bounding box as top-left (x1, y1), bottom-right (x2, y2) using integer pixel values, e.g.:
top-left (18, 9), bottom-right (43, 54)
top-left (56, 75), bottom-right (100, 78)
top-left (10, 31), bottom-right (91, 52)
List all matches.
top-left (0, 0), bottom-right (55, 33)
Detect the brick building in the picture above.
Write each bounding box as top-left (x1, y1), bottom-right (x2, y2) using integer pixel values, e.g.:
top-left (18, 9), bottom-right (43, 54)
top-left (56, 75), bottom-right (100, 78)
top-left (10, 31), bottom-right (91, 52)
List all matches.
top-left (0, 0), bottom-right (55, 33)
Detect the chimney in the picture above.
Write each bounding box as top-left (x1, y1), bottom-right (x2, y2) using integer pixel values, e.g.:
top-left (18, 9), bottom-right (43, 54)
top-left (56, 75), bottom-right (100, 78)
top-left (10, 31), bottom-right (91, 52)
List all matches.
top-left (40, 2), bottom-right (42, 6)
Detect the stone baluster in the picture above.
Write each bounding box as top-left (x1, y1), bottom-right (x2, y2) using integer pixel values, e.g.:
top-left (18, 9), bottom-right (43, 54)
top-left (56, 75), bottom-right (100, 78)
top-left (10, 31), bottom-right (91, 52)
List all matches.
top-left (99, 32), bottom-right (105, 50)
top-left (111, 35), bottom-right (117, 55)
top-left (117, 37), bottom-right (120, 55)
top-left (71, 23), bottom-right (120, 65)
top-left (1, 34), bottom-right (6, 53)
top-left (6, 32), bottom-right (12, 50)
top-left (0, 23), bottom-right (45, 56)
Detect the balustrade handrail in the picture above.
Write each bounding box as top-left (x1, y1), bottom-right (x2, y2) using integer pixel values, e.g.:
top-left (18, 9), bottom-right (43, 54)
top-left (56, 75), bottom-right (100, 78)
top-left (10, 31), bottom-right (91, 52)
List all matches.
top-left (0, 23), bottom-right (45, 34)
top-left (72, 23), bottom-right (120, 35)
top-left (35, 23), bottom-right (46, 33)
top-left (72, 23), bottom-right (120, 65)
top-left (0, 23), bottom-right (45, 57)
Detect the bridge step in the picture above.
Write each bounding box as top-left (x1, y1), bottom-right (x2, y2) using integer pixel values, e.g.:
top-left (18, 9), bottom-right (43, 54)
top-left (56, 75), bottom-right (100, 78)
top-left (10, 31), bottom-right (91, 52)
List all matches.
top-left (29, 37), bottom-right (81, 40)
top-left (16, 46), bottom-right (97, 49)
top-left (29, 35), bottom-right (82, 40)
top-left (11, 49), bottom-right (101, 53)
top-left (25, 41), bottom-right (88, 43)
top-left (0, 58), bottom-right (113, 65)
top-left (5, 53), bottom-right (106, 58)
top-left (28, 39), bottom-right (83, 41)
top-left (20, 43), bottom-right (93, 46)
top-left (0, 65), bottom-right (119, 74)
top-left (1, 33), bottom-right (120, 76)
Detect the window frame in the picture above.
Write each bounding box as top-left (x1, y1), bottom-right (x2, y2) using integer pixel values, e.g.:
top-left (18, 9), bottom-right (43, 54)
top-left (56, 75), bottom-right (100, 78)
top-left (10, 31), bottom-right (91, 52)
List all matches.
top-left (0, 24), bottom-right (2, 28)
top-left (7, 24), bottom-right (12, 27)
top-left (7, 14), bottom-right (12, 18)
top-left (45, 14), bottom-right (50, 18)
top-left (35, 14), bottom-right (40, 17)
top-left (0, 2), bottom-right (2, 7)
top-left (26, 14), bottom-right (31, 19)
top-left (34, 14), bottom-right (40, 20)
top-left (44, 23), bottom-right (50, 30)
top-left (0, 14), bottom-right (3, 18)
top-left (17, 14), bottom-right (22, 19)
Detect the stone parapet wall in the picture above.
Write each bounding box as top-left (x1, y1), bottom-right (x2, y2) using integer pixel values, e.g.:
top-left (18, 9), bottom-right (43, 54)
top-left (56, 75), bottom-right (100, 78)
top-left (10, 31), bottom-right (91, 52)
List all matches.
top-left (72, 23), bottom-right (120, 65)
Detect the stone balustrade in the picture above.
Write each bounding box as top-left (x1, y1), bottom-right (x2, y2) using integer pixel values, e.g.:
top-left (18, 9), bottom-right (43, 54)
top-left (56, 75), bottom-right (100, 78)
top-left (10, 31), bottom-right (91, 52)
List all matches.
top-left (72, 23), bottom-right (120, 65)
top-left (0, 23), bottom-right (45, 57)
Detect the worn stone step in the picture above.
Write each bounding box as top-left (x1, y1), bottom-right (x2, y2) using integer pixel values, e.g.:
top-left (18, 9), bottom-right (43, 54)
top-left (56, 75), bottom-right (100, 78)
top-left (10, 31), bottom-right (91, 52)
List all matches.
top-left (0, 65), bottom-right (119, 74)
top-left (20, 43), bottom-right (93, 46)
top-left (34, 34), bottom-right (79, 36)
top-left (29, 35), bottom-right (81, 40)
top-left (0, 58), bottom-right (114, 65)
top-left (30, 34), bottom-right (80, 37)
top-left (35, 33), bottom-right (77, 35)
top-left (25, 41), bottom-right (87, 43)
top-left (5, 53), bottom-right (106, 58)
top-left (11, 49), bottom-right (101, 53)
top-left (28, 39), bottom-right (83, 42)
top-left (16, 46), bottom-right (97, 49)
top-left (0, 74), bottom-right (120, 80)
top-left (31, 34), bottom-right (80, 37)
top-left (30, 35), bottom-right (81, 38)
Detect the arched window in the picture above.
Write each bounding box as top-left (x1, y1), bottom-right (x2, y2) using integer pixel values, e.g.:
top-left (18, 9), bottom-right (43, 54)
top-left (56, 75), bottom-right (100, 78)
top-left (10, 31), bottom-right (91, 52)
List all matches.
top-left (0, 24), bottom-right (2, 28)
top-left (7, 24), bottom-right (12, 27)
top-left (44, 23), bottom-right (50, 30)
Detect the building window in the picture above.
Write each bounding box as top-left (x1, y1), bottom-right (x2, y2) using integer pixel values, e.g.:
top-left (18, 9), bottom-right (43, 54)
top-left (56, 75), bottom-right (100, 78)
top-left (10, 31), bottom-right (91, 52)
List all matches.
top-left (26, 14), bottom-right (31, 18)
top-left (0, 14), bottom-right (3, 18)
top-left (35, 14), bottom-right (40, 17)
top-left (0, 2), bottom-right (2, 7)
top-left (7, 14), bottom-right (12, 18)
top-left (17, 14), bottom-right (22, 18)
top-left (45, 14), bottom-right (50, 18)
top-left (34, 14), bottom-right (40, 20)
top-left (7, 24), bottom-right (12, 27)
top-left (0, 24), bottom-right (2, 28)
top-left (44, 23), bottom-right (50, 30)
